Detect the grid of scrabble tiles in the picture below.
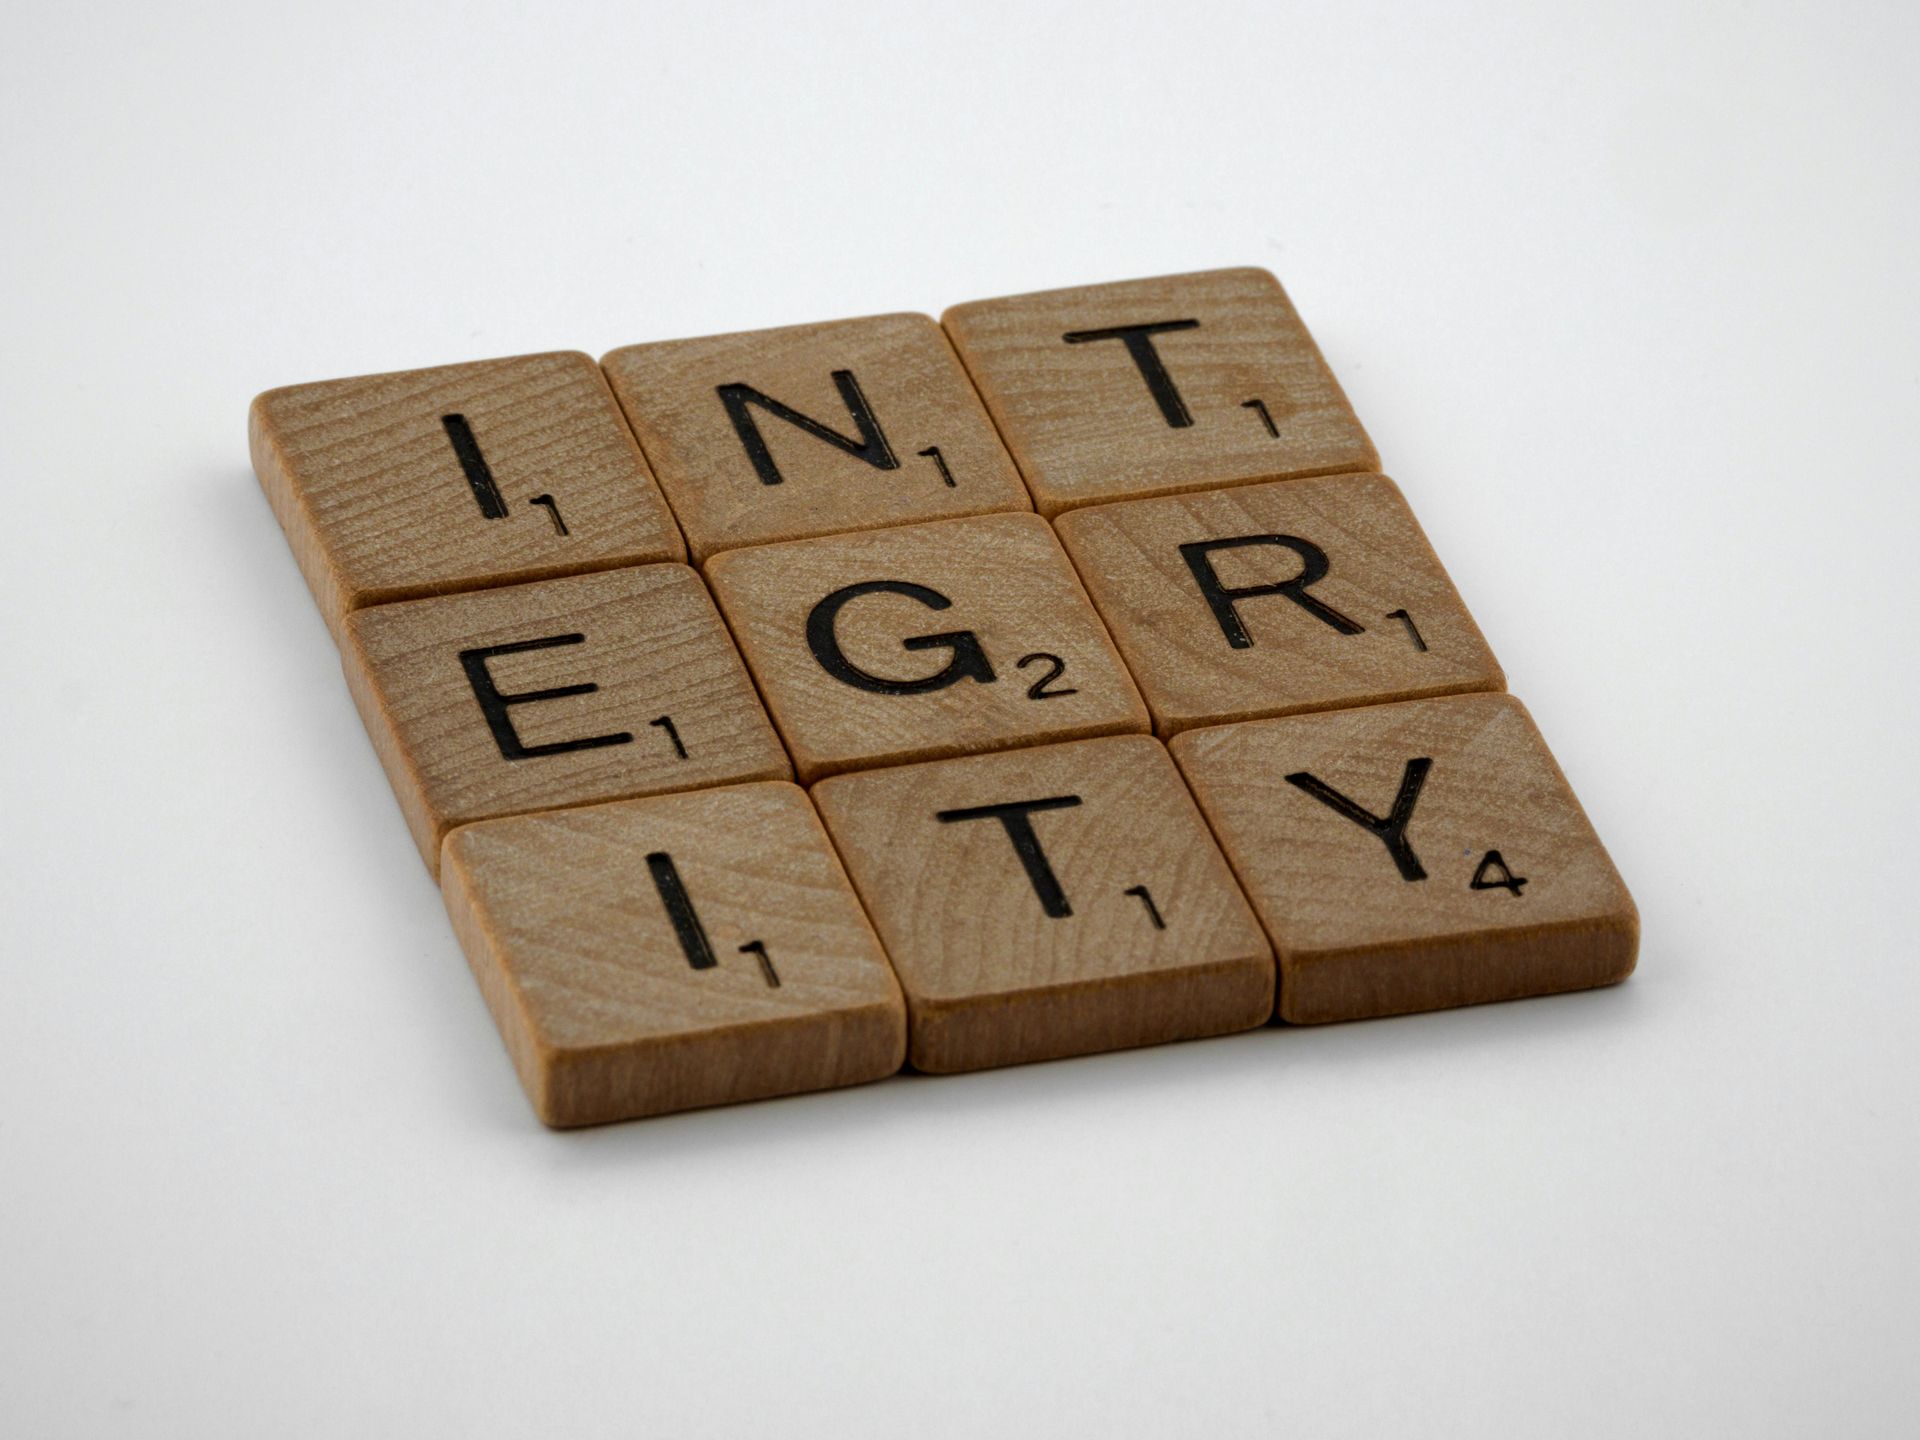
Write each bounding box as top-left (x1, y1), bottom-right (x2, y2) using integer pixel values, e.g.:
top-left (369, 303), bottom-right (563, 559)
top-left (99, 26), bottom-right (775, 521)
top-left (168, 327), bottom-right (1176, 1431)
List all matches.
top-left (253, 267), bottom-right (1637, 1128)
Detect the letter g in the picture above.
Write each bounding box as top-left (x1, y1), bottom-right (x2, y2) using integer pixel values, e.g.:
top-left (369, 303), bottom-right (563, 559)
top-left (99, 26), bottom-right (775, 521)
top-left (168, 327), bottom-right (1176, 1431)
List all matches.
top-left (805, 580), bottom-right (998, 695)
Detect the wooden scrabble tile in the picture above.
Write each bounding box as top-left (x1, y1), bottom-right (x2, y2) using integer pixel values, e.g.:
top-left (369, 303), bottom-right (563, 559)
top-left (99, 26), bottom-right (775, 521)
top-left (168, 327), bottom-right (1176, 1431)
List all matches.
top-left (251, 351), bottom-right (685, 640)
top-left (1170, 694), bottom-right (1637, 1024)
top-left (703, 513), bottom-right (1149, 782)
top-left (602, 313), bottom-right (1031, 561)
top-left (1053, 473), bottom-right (1504, 735)
top-left (343, 564), bottom-right (790, 875)
top-left (943, 267), bottom-right (1377, 516)
top-left (811, 735), bottom-right (1273, 1072)
top-left (441, 783), bottom-right (905, 1126)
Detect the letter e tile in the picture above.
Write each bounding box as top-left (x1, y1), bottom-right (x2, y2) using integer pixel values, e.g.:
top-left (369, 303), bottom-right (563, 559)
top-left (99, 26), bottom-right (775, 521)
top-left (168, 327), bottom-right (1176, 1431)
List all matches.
top-left (343, 564), bottom-right (790, 873)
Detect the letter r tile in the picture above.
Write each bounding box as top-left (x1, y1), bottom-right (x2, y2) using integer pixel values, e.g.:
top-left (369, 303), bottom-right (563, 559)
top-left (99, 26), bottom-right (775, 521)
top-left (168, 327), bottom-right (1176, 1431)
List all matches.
top-left (1171, 694), bottom-right (1637, 1024)
top-left (944, 268), bottom-right (1377, 516)
top-left (1053, 473), bottom-right (1504, 735)
top-left (343, 564), bottom-right (790, 874)
top-left (602, 314), bottom-right (1032, 561)
top-left (703, 513), bottom-right (1149, 782)
top-left (811, 735), bottom-right (1273, 1072)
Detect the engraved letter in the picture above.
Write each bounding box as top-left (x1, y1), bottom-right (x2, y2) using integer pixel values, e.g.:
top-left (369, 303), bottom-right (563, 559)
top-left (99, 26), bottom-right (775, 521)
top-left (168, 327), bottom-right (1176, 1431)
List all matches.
top-left (1284, 758), bottom-right (1431, 881)
top-left (1178, 535), bottom-right (1364, 648)
top-left (717, 370), bottom-right (899, 486)
top-left (646, 852), bottom-right (718, 970)
top-left (458, 634), bottom-right (633, 761)
top-left (806, 580), bottom-right (997, 695)
top-left (441, 413), bottom-right (508, 520)
top-left (935, 795), bottom-right (1084, 917)
top-left (1061, 319), bottom-right (1201, 427)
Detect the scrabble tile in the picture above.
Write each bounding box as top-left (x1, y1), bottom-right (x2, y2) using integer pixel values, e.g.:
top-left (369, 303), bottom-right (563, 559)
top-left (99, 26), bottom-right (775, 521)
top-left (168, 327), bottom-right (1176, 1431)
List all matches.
top-left (343, 564), bottom-right (790, 875)
top-left (811, 735), bottom-right (1273, 1072)
top-left (602, 313), bottom-right (1031, 561)
top-left (441, 783), bottom-right (906, 1126)
top-left (703, 513), bottom-right (1149, 782)
top-left (251, 351), bottom-right (685, 640)
top-left (1170, 694), bottom-right (1636, 1024)
top-left (943, 267), bottom-right (1377, 516)
top-left (1053, 473), bottom-right (1504, 735)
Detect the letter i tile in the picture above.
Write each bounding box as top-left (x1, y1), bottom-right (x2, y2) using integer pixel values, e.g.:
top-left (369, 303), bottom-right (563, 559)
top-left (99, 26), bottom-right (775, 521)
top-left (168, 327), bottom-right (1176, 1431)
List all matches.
top-left (811, 734), bottom-right (1273, 1071)
top-left (1170, 693), bottom-right (1637, 1023)
top-left (343, 564), bottom-right (790, 874)
top-left (442, 782), bottom-right (905, 1126)
top-left (250, 352), bottom-right (684, 641)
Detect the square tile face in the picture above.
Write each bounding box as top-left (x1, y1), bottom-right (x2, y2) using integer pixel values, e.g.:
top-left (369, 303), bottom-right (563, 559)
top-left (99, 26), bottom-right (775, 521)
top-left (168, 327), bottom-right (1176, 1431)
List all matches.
top-left (704, 513), bottom-right (1149, 781)
top-left (1171, 694), bottom-right (1637, 1024)
top-left (441, 783), bottom-right (905, 1126)
top-left (811, 736), bottom-right (1273, 1072)
top-left (250, 351), bottom-right (685, 639)
top-left (944, 268), bottom-right (1378, 515)
top-left (343, 564), bottom-right (790, 874)
top-left (1053, 473), bottom-right (1504, 735)
top-left (602, 313), bottom-right (1031, 561)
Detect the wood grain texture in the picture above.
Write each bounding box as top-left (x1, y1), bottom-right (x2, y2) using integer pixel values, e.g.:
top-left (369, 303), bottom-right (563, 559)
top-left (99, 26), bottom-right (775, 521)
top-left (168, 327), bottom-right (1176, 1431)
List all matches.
top-left (943, 268), bottom-right (1378, 516)
top-left (602, 313), bottom-right (1031, 561)
top-left (441, 783), bottom-right (905, 1126)
top-left (703, 513), bottom-right (1149, 782)
top-left (343, 564), bottom-right (790, 875)
top-left (251, 351), bottom-right (685, 641)
top-left (811, 735), bottom-right (1273, 1072)
top-left (1170, 694), bottom-right (1637, 1024)
top-left (1053, 473), bottom-right (1504, 735)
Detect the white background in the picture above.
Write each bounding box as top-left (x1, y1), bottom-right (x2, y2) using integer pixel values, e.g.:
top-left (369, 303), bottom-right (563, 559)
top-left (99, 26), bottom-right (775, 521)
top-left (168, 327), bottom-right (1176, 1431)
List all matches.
top-left (4, 2), bottom-right (1917, 1435)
